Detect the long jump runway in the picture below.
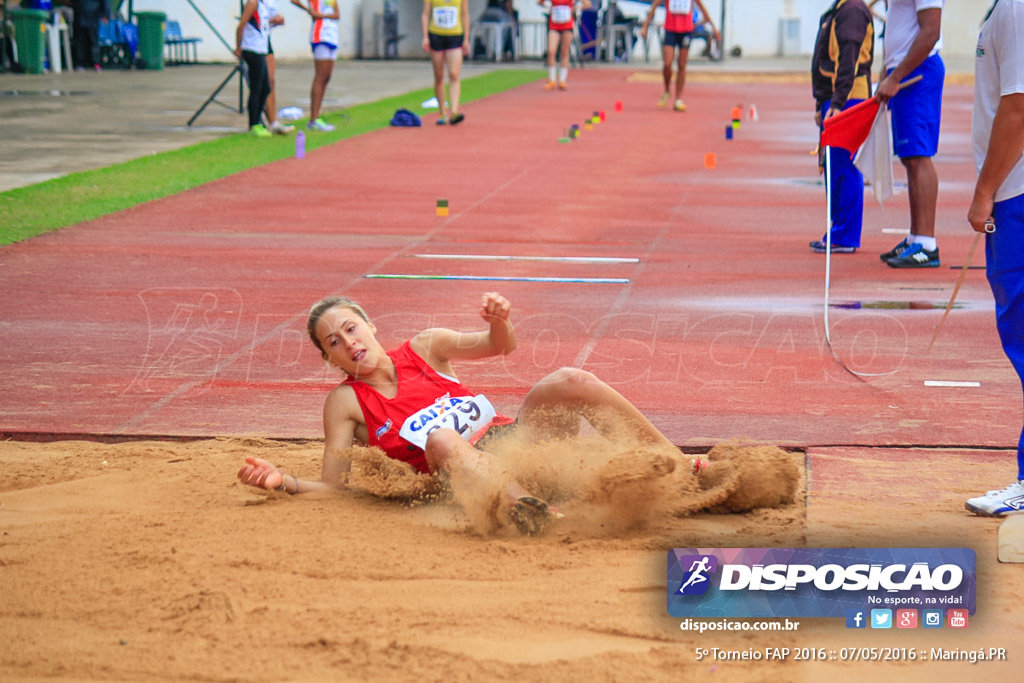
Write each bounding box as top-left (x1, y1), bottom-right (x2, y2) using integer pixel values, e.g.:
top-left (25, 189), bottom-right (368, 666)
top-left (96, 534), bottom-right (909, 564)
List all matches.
top-left (4, 67), bottom-right (1024, 681)
top-left (0, 68), bottom-right (1016, 456)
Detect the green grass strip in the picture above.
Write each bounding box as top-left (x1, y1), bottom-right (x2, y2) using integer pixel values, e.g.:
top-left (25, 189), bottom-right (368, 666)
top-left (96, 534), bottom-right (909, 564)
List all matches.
top-left (0, 69), bottom-right (543, 246)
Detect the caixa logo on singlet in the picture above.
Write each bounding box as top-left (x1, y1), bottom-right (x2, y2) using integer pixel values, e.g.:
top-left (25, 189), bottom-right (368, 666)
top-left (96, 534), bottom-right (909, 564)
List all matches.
top-left (675, 555), bottom-right (718, 595)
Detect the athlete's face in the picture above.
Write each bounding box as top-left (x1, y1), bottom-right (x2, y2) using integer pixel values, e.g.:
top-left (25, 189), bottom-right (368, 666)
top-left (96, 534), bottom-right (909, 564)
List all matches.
top-left (315, 306), bottom-right (382, 376)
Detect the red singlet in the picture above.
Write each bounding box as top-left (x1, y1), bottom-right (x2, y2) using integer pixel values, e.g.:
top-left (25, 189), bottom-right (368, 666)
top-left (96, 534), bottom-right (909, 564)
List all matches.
top-left (548, 0), bottom-right (575, 32)
top-left (664, 0), bottom-right (695, 33)
top-left (344, 341), bottom-right (512, 473)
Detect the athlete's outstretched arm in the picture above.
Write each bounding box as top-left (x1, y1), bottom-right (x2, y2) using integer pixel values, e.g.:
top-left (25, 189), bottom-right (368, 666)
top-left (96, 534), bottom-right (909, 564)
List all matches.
top-left (411, 292), bottom-right (517, 369)
top-left (237, 384), bottom-right (360, 494)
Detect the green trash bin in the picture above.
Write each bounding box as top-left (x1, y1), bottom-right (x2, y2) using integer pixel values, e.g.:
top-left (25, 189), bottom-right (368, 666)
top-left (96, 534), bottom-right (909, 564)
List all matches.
top-left (135, 11), bottom-right (167, 70)
top-left (10, 8), bottom-right (49, 74)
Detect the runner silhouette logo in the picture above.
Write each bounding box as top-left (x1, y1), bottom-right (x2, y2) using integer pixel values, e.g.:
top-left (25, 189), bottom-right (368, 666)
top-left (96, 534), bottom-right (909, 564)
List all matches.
top-left (676, 555), bottom-right (718, 595)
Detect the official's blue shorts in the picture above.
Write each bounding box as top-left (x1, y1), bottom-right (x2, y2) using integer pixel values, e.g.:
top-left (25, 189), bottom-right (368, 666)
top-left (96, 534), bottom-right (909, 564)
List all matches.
top-left (888, 53), bottom-right (944, 159)
top-left (986, 191), bottom-right (1024, 476)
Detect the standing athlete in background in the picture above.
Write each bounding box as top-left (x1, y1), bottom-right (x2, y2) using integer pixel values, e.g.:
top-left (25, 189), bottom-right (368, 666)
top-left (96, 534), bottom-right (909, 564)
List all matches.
top-left (423, 0), bottom-right (470, 125)
top-left (540, 0), bottom-right (590, 91)
top-left (236, 0), bottom-right (273, 138)
top-left (292, 0), bottom-right (341, 132)
top-left (640, 0), bottom-right (718, 111)
top-left (264, 0), bottom-right (296, 135)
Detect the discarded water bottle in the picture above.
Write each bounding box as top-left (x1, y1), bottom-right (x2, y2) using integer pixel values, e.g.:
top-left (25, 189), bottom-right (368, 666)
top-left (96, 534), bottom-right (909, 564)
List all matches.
top-left (295, 130), bottom-right (306, 159)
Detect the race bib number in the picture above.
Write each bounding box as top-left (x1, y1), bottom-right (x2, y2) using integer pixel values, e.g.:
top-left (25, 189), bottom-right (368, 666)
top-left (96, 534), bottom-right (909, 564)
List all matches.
top-left (551, 5), bottom-right (572, 24)
top-left (668, 0), bottom-right (692, 15)
top-left (432, 6), bottom-right (458, 30)
top-left (399, 394), bottom-right (497, 450)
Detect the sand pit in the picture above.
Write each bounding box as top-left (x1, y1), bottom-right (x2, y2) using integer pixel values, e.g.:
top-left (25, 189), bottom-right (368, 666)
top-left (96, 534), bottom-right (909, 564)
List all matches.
top-left (2, 437), bottom-right (1021, 681)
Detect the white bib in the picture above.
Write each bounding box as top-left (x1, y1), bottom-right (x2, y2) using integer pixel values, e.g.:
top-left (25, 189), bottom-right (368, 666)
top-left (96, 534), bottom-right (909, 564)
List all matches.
top-left (551, 5), bottom-right (572, 24)
top-left (399, 394), bottom-right (497, 449)
top-left (432, 6), bottom-right (458, 30)
top-left (668, 0), bottom-right (692, 15)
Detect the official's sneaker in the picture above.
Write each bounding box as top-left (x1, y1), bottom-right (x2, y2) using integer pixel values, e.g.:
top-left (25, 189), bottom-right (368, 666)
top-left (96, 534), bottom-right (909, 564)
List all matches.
top-left (673, 99), bottom-right (687, 112)
top-left (880, 237), bottom-right (910, 262)
top-left (268, 120), bottom-right (295, 135)
top-left (249, 124), bottom-right (272, 138)
top-left (544, 80), bottom-right (557, 91)
top-left (886, 243), bottom-right (940, 268)
top-left (657, 92), bottom-right (670, 108)
top-left (307, 117), bottom-right (335, 132)
top-left (810, 239), bottom-right (857, 254)
top-left (965, 480), bottom-right (1024, 516)
top-left (449, 112), bottom-right (465, 125)
top-left (557, 81), bottom-right (568, 91)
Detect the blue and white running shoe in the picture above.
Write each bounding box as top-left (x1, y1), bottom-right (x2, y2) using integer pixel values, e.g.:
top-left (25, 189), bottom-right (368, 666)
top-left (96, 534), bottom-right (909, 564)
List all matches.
top-left (886, 242), bottom-right (940, 268)
top-left (965, 480), bottom-right (1024, 516)
top-left (880, 237), bottom-right (910, 262)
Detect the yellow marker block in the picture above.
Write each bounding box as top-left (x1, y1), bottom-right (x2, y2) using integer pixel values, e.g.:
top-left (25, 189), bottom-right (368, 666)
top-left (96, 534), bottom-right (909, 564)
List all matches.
top-left (436, 199), bottom-right (449, 217)
top-left (584, 122), bottom-right (593, 131)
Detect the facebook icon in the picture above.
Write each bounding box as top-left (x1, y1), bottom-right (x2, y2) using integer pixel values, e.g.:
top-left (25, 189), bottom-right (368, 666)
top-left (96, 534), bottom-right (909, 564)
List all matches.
top-left (845, 609), bottom-right (866, 629)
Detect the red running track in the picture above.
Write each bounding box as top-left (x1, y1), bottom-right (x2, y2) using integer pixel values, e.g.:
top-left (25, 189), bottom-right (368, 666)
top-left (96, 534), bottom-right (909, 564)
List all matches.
top-left (0, 68), bottom-right (1017, 454)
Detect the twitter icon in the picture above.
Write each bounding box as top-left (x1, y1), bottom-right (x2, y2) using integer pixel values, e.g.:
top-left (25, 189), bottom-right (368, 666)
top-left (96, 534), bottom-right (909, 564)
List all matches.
top-left (870, 609), bottom-right (892, 629)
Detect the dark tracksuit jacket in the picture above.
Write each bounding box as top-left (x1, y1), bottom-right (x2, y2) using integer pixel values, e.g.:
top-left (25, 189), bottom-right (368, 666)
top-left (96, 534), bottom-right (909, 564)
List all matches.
top-left (812, 0), bottom-right (874, 111)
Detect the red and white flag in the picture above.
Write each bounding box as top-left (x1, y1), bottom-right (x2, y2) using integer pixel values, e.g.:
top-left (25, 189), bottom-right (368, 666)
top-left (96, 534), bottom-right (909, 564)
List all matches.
top-left (853, 104), bottom-right (894, 207)
top-left (821, 97), bottom-right (894, 206)
top-left (821, 98), bottom-right (879, 153)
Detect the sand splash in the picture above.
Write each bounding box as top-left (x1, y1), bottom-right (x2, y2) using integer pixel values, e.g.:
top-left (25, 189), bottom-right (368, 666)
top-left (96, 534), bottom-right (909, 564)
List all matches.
top-left (342, 435), bottom-right (800, 538)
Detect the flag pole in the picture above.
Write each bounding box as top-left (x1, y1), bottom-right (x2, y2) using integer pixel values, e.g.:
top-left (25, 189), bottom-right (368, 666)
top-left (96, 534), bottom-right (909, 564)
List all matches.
top-left (821, 73), bottom-right (923, 377)
top-left (824, 144), bottom-right (833, 345)
top-left (822, 144), bottom-right (865, 378)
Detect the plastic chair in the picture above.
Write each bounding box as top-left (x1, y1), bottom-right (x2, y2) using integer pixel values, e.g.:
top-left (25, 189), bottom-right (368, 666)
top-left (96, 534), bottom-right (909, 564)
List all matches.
top-left (45, 11), bottom-right (72, 73)
top-left (164, 20), bottom-right (201, 64)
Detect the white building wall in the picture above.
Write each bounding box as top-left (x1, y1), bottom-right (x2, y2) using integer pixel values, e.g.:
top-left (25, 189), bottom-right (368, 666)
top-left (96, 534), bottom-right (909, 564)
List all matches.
top-left (143, 0), bottom-right (988, 62)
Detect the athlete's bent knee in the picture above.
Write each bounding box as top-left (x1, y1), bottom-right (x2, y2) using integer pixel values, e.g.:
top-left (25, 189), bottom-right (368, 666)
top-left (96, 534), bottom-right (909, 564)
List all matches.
top-left (541, 366), bottom-right (602, 397)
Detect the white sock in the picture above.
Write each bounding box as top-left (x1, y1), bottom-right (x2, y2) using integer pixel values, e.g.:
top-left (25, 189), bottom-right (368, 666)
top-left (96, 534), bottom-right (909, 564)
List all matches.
top-left (548, 66), bottom-right (557, 82)
top-left (913, 235), bottom-right (937, 251)
top-left (559, 67), bottom-right (568, 83)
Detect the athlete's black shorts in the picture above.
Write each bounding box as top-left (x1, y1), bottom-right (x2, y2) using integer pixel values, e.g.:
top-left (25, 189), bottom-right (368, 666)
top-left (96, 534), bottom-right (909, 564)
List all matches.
top-left (662, 30), bottom-right (692, 49)
top-left (429, 33), bottom-right (465, 51)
